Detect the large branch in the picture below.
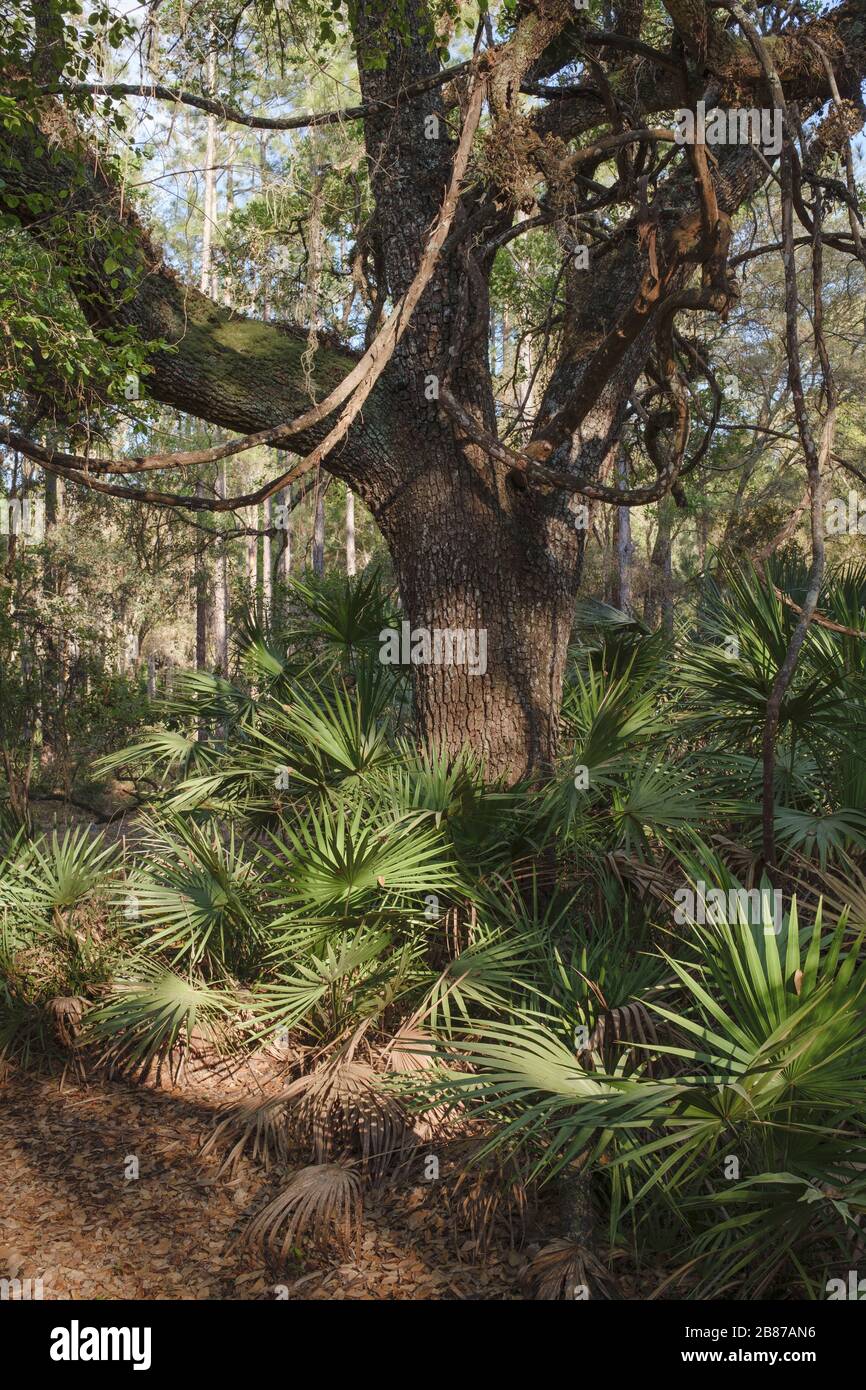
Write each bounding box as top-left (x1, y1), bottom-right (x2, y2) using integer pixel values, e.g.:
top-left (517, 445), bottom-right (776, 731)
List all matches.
top-left (0, 98), bottom-right (398, 491)
top-left (3, 72), bottom-right (489, 512)
top-left (536, 2), bottom-right (865, 91)
top-left (438, 385), bottom-right (687, 505)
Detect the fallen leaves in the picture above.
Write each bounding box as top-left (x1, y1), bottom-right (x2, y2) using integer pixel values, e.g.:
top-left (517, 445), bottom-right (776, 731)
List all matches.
top-left (0, 1064), bottom-right (523, 1300)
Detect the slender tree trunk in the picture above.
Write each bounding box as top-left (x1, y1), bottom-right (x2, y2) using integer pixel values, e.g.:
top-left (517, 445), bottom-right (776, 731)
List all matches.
top-left (195, 478), bottom-right (208, 669)
top-left (613, 452), bottom-right (634, 614)
top-left (262, 501), bottom-right (272, 616)
top-left (516, 330), bottom-right (536, 422)
top-left (645, 496), bottom-right (673, 635)
top-left (213, 462), bottom-right (229, 673)
top-left (312, 474), bottom-right (325, 577)
top-left (246, 507), bottom-right (257, 594)
top-left (697, 507), bottom-right (708, 572)
top-left (200, 47), bottom-right (218, 298)
top-left (223, 135), bottom-right (235, 308)
top-left (345, 487), bottom-right (356, 576)
top-left (275, 485), bottom-right (291, 583)
top-left (42, 468), bottom-right (64, 765)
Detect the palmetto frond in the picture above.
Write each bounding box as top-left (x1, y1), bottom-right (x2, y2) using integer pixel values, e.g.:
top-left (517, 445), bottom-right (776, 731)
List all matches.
top-left (83, 964), bottom-right (235, 1082)
top-left (422, 892), bottom-right (866, 1296)
top-left (95, 729), bottom-right (222, 782)
top-left (267, 676), bottom-right (395, 788)
top-left (265, 799), bottom-right (459, 911)
top-left (244, 1162), bottom-right (363, 1261)
top-left (561, 662), bottom-right (667, 784)
top-left (2, 827), bottom-right (118, 926)
top-left (116, 815), bottom-right (263, 976)
top-left (248, 926), bottom-right (413, 1042)
top-left (679, 560), bottom-right (855, 755)
top-left (286, 566), bottom-right (398, 661)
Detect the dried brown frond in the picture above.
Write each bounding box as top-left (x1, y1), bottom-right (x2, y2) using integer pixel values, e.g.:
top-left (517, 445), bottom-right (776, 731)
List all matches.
top-left (579, 999), bottom-right (659, 1076)
top-left (46, 995), bottom-right (87, 1048)
top-left (526, 1238), bottom-right (616, 1301)
top-left (383, 1025), bottom-right (448, 1143)
top-left (244, 1162), bottom-right (363, 1262)
top-left (447, 1139), bottom-right (530, 1260)
top-left (203, 1088), bottom-right (294, 1176)
top-left (384, 1024), bottom-right (436, 1077)
top-left (205, 1056), bottom-right (413, 1179)
top-left (605, 849), bottom-right (673, 900)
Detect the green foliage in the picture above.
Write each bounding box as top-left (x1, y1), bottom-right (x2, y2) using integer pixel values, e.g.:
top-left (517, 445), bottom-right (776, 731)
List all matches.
top-left (83, 962), bottom-right (235, 1082)
top-left (4, 561), bottom-right (866, 1297)
top-left (423, 900), bottom-right (866, 1298)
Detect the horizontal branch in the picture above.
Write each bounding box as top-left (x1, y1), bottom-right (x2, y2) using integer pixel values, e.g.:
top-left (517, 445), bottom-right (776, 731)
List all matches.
top-left (40, 60), bottom-right (474, 131)
top-left (730, 232), bottom-right (857, 266)
top-left (721, 422), bottom-right (866, 487)
top-left (43, 39), bottom-right (663, 134)
top-left (174, 471), bottom-right (320, 540)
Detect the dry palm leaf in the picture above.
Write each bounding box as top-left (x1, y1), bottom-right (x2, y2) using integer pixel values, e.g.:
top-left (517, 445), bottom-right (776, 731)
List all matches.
top-left (203, 1088), bottom-right (294, 1175)
top-left (579, 999), bottom-right (659, 1076)
top-left (447, 1140), bottom-right (529, 1259)
top-left (605, 850), bottom-right (673, 901)
top-left (526, 1238), bottom-right (616, 1300)
top-left (383, 1024), bottom-right (443, 1140)
top-left (245, 1162), bottom-right (362, 1261)
top-left (47, 995), bottom-right (87, 1047)
top-left (384, 1024), bottom-right (436, 1076)
top-left (206, 1056), bottom-right (413, 1179)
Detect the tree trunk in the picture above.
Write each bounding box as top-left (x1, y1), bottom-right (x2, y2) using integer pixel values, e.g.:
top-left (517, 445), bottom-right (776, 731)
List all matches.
top-left (645, 496), bottom-right (673, 635)
top-left (275, 484), bottom-right (291, 584)
top-left (613, 453), bottom-right (634, 614)
top-left (12, 0), bottom-right (828, 791)
top-left (345, 487), bottom-right (356, 577)
top-left (213, 462), bottom-right (229, 673)
top-left (246, 508), bottom-right (257, 593)
top-left (42, 469), bottom-right (63, 764)
top-left (376, 439), bottom-right (582, 784)
top-left (312, 474), bottom-right (325, 577)
top-left (195, 479), bottom-right (208, 668)
top-left (199, 47), bottom-right (218, 298)
top-left (261, 501), bottom-right (272, 617)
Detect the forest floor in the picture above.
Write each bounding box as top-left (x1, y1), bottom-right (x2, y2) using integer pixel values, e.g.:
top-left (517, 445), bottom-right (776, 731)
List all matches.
top-left (0, 1054), bottom-right (526, 1301)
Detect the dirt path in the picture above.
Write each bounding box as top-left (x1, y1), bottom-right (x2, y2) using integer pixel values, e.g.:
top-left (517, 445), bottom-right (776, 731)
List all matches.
top-left (0, 1068), bottom-right (523, 1301)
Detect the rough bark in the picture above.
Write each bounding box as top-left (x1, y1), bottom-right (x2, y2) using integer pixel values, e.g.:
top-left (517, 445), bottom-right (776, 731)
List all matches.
top-left (194, 478), bottom-right (208, 671)
top-left (614, 454), bottom-right (634, 614)
top-left (275, 485), bottom-right (291, 585)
